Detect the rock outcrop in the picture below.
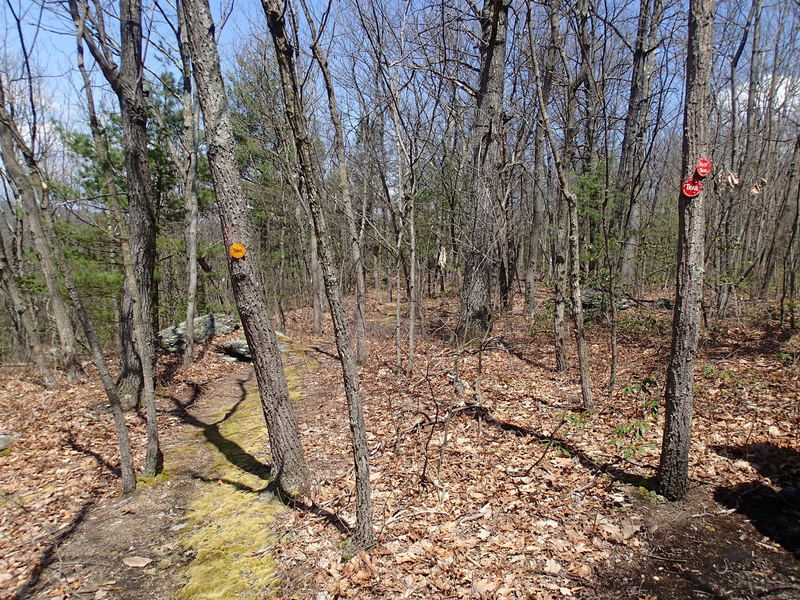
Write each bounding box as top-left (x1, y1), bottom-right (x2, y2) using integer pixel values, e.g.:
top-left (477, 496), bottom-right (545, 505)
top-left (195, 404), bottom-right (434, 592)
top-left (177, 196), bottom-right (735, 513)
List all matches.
top-left (157, 314), bottom-right (240, 353)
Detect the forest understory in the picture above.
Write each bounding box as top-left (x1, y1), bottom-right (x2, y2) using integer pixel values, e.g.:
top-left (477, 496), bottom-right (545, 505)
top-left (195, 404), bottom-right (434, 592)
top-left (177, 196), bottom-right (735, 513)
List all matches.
top-left (1, 290), bottom-right (799, 600)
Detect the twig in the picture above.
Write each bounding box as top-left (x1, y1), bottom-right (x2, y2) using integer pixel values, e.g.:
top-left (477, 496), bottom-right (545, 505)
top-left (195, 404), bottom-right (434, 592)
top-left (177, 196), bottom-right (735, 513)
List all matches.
top-left (642, 553), bottom-right (689, 563)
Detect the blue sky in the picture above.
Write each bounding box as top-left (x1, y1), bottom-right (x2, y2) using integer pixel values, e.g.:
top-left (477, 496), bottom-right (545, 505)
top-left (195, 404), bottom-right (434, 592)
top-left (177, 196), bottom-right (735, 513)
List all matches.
top-left (1, 0), bottom-right (266, 130)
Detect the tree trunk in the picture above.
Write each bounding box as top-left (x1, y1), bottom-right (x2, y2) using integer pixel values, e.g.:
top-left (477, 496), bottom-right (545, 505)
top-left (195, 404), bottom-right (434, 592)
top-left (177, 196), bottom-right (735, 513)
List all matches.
top-left (0, 81), bottom-right (84, 384)
top-left (528, 0), bottom-right (591, 405)
top-left (67, 0), bottom-right (156, 407)
top-left (457, 0), bottom-right (511, 341)
top-left (118, 0), bottom-right (157, 397)
top-left (618, 0), bottom-right (663, 285)
top-left (310, 223), bottom-right (323, 335)
top-left (0, 242), bottom-right (58, 389)
top-left (68, 0), bottom-right (161, 477)
top-left (657, 0), bottom-right (714, 501)
top-left (182, 0), bottom-right (310, 496)
top-left (524, 135), bottom-right (544, 316)
top-left (301, 4), bottom-right (367, 362)
top-left (262, 0), bottom-right (374, 548)
top-left (177, 0), bottom-right (200, 367)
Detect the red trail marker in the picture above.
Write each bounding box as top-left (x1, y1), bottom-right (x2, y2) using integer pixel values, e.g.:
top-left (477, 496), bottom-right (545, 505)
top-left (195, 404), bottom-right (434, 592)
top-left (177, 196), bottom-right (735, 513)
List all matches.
top-left (695, 157), bottom-right (712, 178)
top-left (682, 178), bottom-right (703, 198)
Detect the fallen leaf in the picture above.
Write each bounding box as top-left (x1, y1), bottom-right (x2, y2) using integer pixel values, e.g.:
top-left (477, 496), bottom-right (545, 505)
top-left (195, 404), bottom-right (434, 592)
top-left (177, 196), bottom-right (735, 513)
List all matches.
top-left (544, 558), bottom-right (562, 574)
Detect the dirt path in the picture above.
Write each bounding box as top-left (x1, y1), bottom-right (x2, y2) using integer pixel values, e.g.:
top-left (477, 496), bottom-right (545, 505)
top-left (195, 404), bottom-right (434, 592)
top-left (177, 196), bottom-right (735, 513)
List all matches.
top-left (18, 361), bottom-right (290, 600)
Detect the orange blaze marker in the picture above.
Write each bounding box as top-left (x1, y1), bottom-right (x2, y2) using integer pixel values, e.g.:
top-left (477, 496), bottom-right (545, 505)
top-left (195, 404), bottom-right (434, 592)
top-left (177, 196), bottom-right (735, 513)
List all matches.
top-left (229, 242), bottom-right (246, 259)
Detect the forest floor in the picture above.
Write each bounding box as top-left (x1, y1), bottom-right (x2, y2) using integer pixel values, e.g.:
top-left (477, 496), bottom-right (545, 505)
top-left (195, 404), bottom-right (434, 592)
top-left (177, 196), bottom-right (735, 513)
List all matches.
top-left (1, 290), bottom-right (799, 599)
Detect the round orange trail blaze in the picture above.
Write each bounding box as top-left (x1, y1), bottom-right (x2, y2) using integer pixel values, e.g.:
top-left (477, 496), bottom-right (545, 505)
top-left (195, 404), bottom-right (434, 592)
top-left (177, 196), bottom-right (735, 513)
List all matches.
top-left (229, 243), bottom-right (246, 259)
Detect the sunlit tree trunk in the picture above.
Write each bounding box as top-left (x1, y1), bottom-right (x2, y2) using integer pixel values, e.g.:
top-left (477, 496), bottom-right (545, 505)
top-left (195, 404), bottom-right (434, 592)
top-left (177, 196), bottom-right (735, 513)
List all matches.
top-left (657, 0), bottom-right (714, 501)
top-left (457, 0), bottom-right (511, 341)
top-left (0, 81), bottom-right (84, 384)
top-left (262, 0), bottom-right (374, 548)
top-left (183, 0), bottom-right (310, 496)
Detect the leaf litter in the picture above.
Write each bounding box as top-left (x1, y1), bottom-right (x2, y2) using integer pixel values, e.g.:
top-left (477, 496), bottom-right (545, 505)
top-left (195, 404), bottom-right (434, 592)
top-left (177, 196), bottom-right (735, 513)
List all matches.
top-left (0, 298), bottom-right (798, 599)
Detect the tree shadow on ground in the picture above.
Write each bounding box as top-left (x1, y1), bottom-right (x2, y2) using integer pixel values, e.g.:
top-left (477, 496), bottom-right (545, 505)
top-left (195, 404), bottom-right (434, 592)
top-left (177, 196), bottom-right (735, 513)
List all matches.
top-left (168, 377), bottom-right (271, 482)
top-left (186, 471), bottom-right (352, 536)
top-left (702, 323), bottom-right (793, 360)
top-left (591, 440), bottom-right (800, 599)
top-left (462, 405), bottom-right (652, 487)
top-left (174, 377), bottom-right (352, 536)
top-left (713, 442), bottom-right (800, 557)
top-left (65, 436), bottom-right (120, 478)
top-left (12, 505), bottom-right (90, 600)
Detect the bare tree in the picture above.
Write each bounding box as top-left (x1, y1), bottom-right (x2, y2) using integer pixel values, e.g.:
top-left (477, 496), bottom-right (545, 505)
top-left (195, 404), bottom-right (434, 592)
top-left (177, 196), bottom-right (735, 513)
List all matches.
top-left (0, 229), bottom-right (57, 389)
top-left (617, 0), bottom-right (665, 285)
top-left (181, 0), bottom-right (310, 496)
top-left (68, 0), bottom-right (161, 477)
top-left (299, 0), bottom-right (368, 363)
top-left (457, 0), bottom-right (511, 341)
top-left (657, 0), bottom-right (714, 500)
top-left (0, 80), bottom-right (84, 384)
top-left (262, 0), bottom-right (374, 548)
top-left (527, 0), bottom-right (592, 409)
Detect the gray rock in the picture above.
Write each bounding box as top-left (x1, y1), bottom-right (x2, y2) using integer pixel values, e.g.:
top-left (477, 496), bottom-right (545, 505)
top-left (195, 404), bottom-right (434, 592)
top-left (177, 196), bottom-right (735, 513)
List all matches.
top-left (652, 298), bottom-right (674, 310)
top-left (157, 314), bottom-right (240, 353)
top-left (581, 288), bottom-right (631, 312)
top-left (0, 433), bottom-right (20, 452)
top-left (216, 339), bottom-right (252, 361)
top-left (215, 333), bottom-right (293, 362)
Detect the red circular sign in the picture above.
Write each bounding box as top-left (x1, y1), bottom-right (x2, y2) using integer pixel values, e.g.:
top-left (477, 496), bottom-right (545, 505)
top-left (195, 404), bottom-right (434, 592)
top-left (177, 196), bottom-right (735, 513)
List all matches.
top-left (695, 157), bottom-right (712, 178)
top-left (682, 178), bottom-right (703, 198)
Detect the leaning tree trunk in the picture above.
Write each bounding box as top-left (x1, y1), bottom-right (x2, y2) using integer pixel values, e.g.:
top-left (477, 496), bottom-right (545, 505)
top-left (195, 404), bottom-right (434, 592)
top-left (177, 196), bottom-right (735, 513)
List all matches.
top-left (0, 244), bottom-right (58, 390)
top-left (262, 0), bottom-right (374, 549)
top-left (302, 6), bottom-right (368, 363)
top-left (182, 0), bottom-right (310, 496)
top-left (0, 74), bottom-right (133, 488)
top-left (657, 0), bottom-right (714, 501)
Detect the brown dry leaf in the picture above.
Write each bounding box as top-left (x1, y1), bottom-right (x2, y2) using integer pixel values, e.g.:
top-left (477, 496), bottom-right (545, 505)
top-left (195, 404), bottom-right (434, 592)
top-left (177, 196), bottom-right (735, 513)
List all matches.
top-left (544, 558), bottom-right (562, 574)
top-left (620, 518), bottom-right (640, 540)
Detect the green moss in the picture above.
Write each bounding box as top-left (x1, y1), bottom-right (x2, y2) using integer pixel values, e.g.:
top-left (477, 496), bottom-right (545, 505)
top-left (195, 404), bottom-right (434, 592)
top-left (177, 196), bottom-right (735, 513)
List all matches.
top-left (175, 361), bottom-right (310, 599)
top-left (136, 469), bottom-right (173, 488)
top-left (634, 486), bottom-right (667, 504)
top-left (177, 486), bottom-right (282, 600)
top-left (0, 448), bottom-right (10, 457)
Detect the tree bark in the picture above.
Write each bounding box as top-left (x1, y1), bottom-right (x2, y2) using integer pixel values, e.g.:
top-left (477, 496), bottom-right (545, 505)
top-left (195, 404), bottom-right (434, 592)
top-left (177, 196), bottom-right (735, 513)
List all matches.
top-left (177, 0), bottom-right (200, 368)
top-left (67, 2), bottom-right (162, 478)
top-left (528, 0), bottom-right (592, 407)
top-left (182, 0), bottom-right (310, 496)
top-left (457, 0), bottom-right (511, 341)
top-left (0, 80), bottom-right (84, 384)
top-left (657, 0), bottom-right (714, 501)
top-left (300, 2), bottom-right (367, 362)
top-left (66, 0), bottom-right (156, 408)
top-left (7, 69), bottom-right (136, 494)
top-left (0, 240), bottom-right (58, 390)
top-left (262, 0), bottom-right (374, 548)
top-left (618, 0), bottom-right (664, 285)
